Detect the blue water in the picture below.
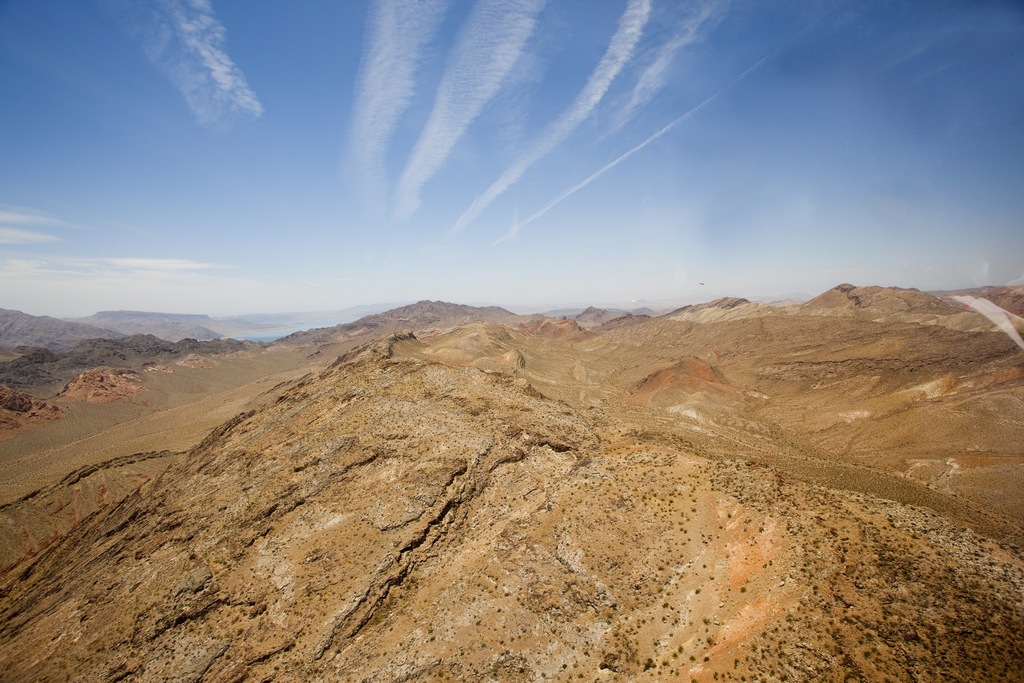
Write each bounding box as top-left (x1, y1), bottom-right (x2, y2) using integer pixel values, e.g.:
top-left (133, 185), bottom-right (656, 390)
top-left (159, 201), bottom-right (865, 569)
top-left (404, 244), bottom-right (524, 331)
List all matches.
top-left (231, 320), bottom-right (349, 342)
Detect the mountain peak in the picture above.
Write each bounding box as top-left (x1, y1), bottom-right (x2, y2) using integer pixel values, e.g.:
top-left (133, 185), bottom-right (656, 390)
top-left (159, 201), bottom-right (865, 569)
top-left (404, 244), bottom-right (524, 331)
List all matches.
top-left (804, 284), bottom-right (958, 315)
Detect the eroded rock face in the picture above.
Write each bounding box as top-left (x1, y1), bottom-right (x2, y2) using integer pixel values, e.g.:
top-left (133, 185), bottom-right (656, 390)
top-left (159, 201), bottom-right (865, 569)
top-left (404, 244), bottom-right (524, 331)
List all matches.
top-left (0, 339), bottom-right (1023, 683)
top-left (0, 385), bottom-right (63, 438)
top-left (0, 386), bottom-right (33, 413)
top-left (0, 451), bottom-right (174, 574)
top-left (56, 367), bottom-right (145, 402)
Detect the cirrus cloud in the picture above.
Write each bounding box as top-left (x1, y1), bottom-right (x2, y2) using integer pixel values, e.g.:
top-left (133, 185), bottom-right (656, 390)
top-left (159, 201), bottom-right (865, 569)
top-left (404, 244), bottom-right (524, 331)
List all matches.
top-left (449, 0), bottom-right (652, 237)
top-left (350, 0), bottom-right (453, 213)
top-left (114, 0), bottom-right (263, 125)
top-left (393, 0), bottom-right (547, 220)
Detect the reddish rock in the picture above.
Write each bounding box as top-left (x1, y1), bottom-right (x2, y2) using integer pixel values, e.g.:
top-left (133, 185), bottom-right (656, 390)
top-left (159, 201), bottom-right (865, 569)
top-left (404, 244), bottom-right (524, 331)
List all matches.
top-left (0, 385), bottom-right (63, 439)
top-left (57, 367), bottom-right (145, 403)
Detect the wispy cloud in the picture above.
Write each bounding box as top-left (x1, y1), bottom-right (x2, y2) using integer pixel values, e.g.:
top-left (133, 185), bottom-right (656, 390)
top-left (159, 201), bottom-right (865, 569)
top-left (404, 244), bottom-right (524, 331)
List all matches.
top-left (0, 206), bottom-right (70, 243)
top-left (0, 256), bottom-right (224, 273)
top-left (0, 228), bottom-right (61, 244)
top-left (496, 88), bottom-right (720, 244)
top-left (497, 24), bottom-right (814, 243)
top-left (124, 0), bottom-right (263, 125)
top-left (612, 1), bottom-right (724, 131)
top-left (0, 209), bottom-right (70, 228)
top-left (350, 0), bottom-right (452, 213)
top-left (393, 0), bottom-right (547, 220)
top-left (448, 0), bottom-right (652, 237)
top-left (97, 257), bottom-right (224, 271)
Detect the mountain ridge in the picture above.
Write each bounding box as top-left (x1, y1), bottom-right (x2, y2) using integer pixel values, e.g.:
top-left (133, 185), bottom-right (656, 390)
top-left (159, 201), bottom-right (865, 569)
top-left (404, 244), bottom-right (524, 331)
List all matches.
top-left (1, 324), bottom-right (1022, 682)
top-left (0, 308), bottom-right (124, 352)
top-left (278, 300), bottom-right (538, 345)
top-left (68, 311), bottom-right (223, 342)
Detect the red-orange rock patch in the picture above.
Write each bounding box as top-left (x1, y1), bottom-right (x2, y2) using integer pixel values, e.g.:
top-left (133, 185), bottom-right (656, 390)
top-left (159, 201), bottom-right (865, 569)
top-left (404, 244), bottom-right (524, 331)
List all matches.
top-left (0, 385), bottom-right (64, 439)
top-left (57, 368), bottom-right (145, 403)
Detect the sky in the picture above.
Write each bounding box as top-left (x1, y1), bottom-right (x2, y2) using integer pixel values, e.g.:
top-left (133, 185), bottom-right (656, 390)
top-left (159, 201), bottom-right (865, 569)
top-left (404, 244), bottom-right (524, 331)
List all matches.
top-left (0, 0), bottom-right (1022, 317)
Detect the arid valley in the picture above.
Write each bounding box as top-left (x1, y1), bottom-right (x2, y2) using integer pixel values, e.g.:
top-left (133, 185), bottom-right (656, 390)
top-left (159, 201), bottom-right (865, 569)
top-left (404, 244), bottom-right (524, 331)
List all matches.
top-left (1, 284), bottom-right (1023, 682)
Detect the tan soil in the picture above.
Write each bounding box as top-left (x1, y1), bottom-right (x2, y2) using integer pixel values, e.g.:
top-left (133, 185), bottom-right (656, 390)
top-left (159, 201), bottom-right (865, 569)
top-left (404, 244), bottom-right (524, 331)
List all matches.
top-left (1, 297), bottom-right (1023, 682)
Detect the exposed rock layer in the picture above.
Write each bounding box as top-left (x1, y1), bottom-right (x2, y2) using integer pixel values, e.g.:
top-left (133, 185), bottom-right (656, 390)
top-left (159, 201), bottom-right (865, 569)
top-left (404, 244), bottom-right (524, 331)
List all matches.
top-left (1, 333), bottom-right (1022, 682)
top-left (0, 385), bottom-right (63, 438)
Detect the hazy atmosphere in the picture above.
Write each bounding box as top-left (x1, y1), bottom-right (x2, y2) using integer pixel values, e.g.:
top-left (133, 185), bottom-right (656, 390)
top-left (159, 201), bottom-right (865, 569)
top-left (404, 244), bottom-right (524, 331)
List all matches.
top-left (1, 0), bottom-right (1022, 316)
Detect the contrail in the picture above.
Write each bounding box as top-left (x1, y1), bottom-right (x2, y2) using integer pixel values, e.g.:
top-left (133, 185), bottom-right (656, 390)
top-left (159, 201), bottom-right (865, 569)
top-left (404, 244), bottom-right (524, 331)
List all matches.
top-left (611, 0), bottom-right (724, 135)
top-left (394, 0), bottom-right (547, 220)
top-left (350, 0), bottom-right (452, 213)
top-left (119, 0), bottom-right (263, 125)
top-left (447, 0), bottom-right (651, 239)
top-left (952, 296), bottom-right (1024, 351)
top-left (496, 23), bottom-right (815, 244)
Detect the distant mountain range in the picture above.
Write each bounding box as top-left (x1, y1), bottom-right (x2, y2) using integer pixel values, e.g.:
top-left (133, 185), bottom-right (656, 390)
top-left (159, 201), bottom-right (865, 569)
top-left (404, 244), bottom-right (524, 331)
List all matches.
top-left (0, 308), bottom-right (123, 351)
top-left (278, 300), bottom-right (537, 345)
top-left (0, 304), bottom-right (411, 351)
top-left (4, 284), bottom-right (1022, 353)
top-left (68, 311), bottom-right (224, 342)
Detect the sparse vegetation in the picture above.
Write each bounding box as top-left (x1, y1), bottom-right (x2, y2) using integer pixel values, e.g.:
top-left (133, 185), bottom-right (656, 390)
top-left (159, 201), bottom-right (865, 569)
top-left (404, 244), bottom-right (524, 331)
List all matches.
top-left (2, 297), bottom-right (1023, 681)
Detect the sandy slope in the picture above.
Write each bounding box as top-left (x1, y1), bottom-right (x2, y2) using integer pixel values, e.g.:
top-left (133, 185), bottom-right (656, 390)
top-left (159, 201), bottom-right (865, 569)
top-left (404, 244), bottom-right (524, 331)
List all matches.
top-left (0, 336), bottom-right (1021, 682)
top-left (0, 344), bottom-right (348, 504)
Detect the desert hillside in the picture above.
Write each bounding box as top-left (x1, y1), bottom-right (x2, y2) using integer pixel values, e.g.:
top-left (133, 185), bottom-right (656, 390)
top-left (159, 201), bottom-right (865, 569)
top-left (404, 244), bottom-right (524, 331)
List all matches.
top-left (0, 287), bottom-right (1023, 682)
top-left (279, 300), bottom-right (539, 345)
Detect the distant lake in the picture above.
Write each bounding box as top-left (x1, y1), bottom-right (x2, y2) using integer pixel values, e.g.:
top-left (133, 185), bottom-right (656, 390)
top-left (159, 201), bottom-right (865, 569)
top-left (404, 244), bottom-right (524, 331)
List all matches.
top-left (231, 320), bottom-right (349, 342)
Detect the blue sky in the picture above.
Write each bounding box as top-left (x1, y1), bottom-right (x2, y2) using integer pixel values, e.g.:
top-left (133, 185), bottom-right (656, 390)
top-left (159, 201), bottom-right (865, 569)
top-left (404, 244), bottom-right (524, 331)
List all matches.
top-left (1, 0), bottom-right (1022, 317)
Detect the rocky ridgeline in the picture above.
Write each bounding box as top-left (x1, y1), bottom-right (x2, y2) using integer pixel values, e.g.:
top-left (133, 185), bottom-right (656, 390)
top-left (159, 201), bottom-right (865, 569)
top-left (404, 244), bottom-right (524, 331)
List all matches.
top-left (278, 300), bottom-right (538, 345)
top-left (0, 335), bottom-right (1021, 682)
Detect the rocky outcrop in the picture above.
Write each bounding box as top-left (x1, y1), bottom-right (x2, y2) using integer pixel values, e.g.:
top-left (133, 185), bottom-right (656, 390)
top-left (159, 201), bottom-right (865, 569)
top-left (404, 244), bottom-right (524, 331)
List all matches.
top-left (176, 354), bottom-right (216, 369)
top-left (56, 367), bottom-right (146, 402)
top-left (515, 317), bottom-right (589, 341)
top-left (0, 385), bottom-right (63, 438)
top-left (0, 334), bottom-right (263, 392)
top-left (626, 357), bottom-right (737, 408)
